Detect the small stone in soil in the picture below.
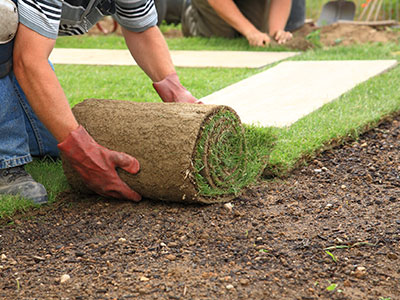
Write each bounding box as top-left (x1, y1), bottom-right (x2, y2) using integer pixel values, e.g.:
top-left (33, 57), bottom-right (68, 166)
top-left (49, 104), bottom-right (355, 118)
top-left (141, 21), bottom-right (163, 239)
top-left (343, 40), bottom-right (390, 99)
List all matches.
top-left (60, 274), bottom-right (71, 284)
top-left (165, 254), bottom-right (177, 261)
top-left (224, 203), bottom-right (234, 211)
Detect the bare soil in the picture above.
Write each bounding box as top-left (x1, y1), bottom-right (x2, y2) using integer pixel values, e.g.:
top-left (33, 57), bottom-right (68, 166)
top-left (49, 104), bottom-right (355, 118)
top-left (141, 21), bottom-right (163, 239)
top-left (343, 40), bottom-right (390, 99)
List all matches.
top-left (0, 111), bottom-right (399, 299)
top-left (89, 18), bottom-right (400, 50)
top-left (286, 22), bottom-right (400, 50)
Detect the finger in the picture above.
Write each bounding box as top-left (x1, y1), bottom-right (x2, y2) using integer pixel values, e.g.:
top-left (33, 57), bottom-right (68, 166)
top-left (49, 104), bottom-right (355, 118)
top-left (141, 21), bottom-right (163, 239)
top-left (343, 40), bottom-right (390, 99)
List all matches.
top-left (283, 33), bottom-right (292, 42)
top-left (248, 38), bottom-right (257, 47)
top-left (277, 34), bottom-right (289, 44)
top-left (104, 181), bottom-right (142, 202)
top-left (111, 151), bottom-right (140, 174)
top-left (274, 31), bottom-right (283, 41)
top-left (261, 36), bottom-right (270, 47)
top-left (179, 91), bottom-right (196, 103)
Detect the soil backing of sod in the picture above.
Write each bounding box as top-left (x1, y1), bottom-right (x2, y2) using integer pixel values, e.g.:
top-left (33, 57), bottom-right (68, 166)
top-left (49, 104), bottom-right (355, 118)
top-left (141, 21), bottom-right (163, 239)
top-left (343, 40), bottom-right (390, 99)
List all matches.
top-left (62, 99), bottom-right (250, 203)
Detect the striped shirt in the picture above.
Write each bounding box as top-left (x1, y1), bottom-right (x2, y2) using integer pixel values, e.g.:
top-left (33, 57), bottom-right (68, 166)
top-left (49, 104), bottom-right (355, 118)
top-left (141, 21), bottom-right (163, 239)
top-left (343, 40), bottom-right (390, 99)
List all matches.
top-left (18, 0), bottom-right (158, 39)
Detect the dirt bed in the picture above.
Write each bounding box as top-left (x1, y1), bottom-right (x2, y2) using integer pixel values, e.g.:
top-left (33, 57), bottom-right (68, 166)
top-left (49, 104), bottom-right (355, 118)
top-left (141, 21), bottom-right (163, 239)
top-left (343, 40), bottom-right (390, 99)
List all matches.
top-left (286, 22), bottom-right (400, 50)
top-left (1, 110), bottom-right (399, 299)
top-left (90, 18), bottom-right (400, 50)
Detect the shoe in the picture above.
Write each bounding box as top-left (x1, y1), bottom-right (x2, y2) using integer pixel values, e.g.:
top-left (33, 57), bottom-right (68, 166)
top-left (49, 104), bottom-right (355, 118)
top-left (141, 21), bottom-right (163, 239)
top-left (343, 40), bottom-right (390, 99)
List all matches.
top-left (181, 2), bottom-right (198, 37)
top-left (163, 0), bottom-right (190, 25)
top-left (0, 166), bottom-right (48, 205)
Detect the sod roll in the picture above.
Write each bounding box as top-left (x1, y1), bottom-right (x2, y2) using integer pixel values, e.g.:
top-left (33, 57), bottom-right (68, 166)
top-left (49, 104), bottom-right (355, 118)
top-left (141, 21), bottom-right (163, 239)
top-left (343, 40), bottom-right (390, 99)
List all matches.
top-left (62, 99), bottom-right (248, 204)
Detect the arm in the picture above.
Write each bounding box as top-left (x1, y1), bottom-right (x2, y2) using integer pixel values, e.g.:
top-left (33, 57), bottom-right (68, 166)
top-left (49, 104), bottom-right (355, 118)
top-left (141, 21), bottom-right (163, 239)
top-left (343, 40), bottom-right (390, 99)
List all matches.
top-left (13, 24), bottom-right (141, 201)
top-left (13, 23), bottom-right (78, 142)
top-left (208, 0), bottom-right (270, 47)
top-left (121, 25), bottom-right (174, 82)
top-left (122, 25), bottom-right (199, 103)
top-left (268, 0), bottom-right (293, 44)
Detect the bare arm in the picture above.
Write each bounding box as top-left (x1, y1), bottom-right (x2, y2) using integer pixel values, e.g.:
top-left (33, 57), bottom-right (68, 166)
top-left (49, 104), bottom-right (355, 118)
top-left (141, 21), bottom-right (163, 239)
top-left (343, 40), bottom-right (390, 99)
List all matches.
top-left (208, 0), bottom-right (270, 47)
top-left (13, 24), bottom-right (79, 142)
top-left (122, 26), bottom-right (175, 82)
top-left (268, 0), bottom-right (293, 44)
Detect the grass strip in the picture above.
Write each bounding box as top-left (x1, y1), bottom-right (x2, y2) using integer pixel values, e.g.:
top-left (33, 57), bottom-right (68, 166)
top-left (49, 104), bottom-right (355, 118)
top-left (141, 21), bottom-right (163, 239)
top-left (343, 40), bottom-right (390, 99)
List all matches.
top-left (55, 34), bottom-right (289, 51)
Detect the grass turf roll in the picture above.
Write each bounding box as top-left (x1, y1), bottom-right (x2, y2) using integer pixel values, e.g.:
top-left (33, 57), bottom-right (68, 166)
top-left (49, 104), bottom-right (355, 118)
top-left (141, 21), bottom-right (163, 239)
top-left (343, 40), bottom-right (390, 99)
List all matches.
top-left (62, 99), bottom-right (249, 203)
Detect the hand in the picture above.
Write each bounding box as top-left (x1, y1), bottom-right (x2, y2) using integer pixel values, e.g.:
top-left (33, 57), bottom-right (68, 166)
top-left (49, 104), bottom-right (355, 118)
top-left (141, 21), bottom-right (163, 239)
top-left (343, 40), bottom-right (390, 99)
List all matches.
top-left (244, 29), bottom-right (271, 47)
top-left (153, 73), bottom-right (202, 104)
top-left (58, 125), bottom-right (141, 201)
top-left (273, 30), bottom-right (293, 44)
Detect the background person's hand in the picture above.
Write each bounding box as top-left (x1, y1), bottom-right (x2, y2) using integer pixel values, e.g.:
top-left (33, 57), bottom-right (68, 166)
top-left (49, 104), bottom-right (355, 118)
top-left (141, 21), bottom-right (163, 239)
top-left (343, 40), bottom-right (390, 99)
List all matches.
top-left (273, 30), bottom-right (293, 44)
top-left (245, 29), bottom-right (271, 47)
top-left (58, 126), bottom-right (141, 201)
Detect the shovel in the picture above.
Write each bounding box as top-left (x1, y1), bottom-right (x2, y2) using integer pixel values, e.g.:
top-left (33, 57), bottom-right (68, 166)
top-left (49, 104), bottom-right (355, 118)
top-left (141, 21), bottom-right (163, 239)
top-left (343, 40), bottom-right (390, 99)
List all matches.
top-left (316, 0), bottom-right (356, 27)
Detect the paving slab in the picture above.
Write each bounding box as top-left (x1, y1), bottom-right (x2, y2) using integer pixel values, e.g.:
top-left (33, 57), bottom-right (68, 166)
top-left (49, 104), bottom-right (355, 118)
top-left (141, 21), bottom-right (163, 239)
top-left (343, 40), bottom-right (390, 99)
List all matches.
top-left (201, 60), bottom-right (398, 127)
top-left (50, 48), bottom-right (299, 68)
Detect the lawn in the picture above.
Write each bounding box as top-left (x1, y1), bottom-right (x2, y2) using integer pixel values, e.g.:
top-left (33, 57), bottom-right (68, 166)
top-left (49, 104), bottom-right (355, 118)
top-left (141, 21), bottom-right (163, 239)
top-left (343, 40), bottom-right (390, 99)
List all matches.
top-left (1, 28), bottom-right (400, 218)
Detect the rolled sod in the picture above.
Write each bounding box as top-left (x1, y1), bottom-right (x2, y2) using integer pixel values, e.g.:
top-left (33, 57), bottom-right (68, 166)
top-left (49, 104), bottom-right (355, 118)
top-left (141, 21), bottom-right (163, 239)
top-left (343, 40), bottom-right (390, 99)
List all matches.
top-left (62, 99), bottom-right (249, 203)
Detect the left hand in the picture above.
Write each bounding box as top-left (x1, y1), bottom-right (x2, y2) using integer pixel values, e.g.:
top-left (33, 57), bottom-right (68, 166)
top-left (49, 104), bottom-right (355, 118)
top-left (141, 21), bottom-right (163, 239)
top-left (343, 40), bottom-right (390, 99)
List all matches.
top-left (58, 125), bottom-right (142, 201)
top-left (153, 73), bottom-right (202, 104)
top-left (273, 30), bottom-right (293, 44)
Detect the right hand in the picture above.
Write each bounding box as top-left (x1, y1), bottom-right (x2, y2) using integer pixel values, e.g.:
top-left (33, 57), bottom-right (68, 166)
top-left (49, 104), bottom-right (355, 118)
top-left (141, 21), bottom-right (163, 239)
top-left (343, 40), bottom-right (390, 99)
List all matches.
top-left (153, 73), bottom-right (202, 104)
top-left (273, 30), bottom-right (293, 44)
top-left (244, 29), bottom-right (271, 47)
top-left (58, 125), bottom-right (141, 201)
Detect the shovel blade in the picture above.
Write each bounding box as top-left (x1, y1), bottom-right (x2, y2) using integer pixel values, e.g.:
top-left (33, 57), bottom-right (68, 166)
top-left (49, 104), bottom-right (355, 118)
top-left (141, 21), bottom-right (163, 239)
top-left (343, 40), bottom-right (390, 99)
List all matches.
top-left (316, 0), bottom-right (356, 27)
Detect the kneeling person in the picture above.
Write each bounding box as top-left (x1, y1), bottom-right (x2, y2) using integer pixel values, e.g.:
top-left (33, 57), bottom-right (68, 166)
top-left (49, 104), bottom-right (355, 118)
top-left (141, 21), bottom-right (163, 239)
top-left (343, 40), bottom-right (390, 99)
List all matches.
top-left (181, 0), bottom-right (306, 46)
top-left (0, 0), bottom-right (198, 204)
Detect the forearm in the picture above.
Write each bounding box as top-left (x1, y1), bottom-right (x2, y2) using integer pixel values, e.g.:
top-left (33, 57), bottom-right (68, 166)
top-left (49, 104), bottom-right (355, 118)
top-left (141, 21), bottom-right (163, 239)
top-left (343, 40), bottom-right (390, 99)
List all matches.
top-left (122, 26), bottom-right (175, 82)
top-left (208, 0), bottom-right (257, 37)
top-left (268, 0), bottom-right (292, 36)
top-left (13, 60), bottom-right (79, 142)
top-left (13, 24), bottom-right (78, 142)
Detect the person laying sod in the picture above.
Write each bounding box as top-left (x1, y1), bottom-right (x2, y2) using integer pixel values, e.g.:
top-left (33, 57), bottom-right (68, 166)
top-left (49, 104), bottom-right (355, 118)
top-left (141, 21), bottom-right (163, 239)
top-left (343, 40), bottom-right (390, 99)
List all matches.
top-left (0, 0), bottom-right (199, 205)
top-left (159, 0), bottom-right (306, 47)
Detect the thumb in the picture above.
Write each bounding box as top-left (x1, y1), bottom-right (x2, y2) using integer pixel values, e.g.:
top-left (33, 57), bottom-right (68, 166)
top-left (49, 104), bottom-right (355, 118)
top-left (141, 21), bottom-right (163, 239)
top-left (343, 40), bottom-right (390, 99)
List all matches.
top-left (110, 151), bottom-right (140, 175)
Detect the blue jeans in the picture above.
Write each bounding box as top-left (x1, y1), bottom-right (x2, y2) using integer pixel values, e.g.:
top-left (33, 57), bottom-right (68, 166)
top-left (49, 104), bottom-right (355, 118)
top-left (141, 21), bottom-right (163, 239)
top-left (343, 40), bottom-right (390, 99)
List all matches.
top-left (285, 0), bottom-right (306, 32)
top-left (0, 71), bottom-right (59, 169)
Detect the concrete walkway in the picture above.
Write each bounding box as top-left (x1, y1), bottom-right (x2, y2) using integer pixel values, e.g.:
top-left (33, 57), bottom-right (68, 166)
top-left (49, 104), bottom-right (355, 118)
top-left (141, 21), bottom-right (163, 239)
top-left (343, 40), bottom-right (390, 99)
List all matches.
top-left (51, 48), bottom-right (396, 128)
top-left (201, 60), bottom-right (398, 127)
top-left (50, 48), bottom-right (299, 68)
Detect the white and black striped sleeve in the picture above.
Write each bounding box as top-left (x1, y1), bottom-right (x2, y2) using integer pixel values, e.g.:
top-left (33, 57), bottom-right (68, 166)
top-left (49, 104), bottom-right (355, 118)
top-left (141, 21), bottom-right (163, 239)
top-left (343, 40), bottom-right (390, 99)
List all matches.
top-left (18, 0), bottom-right (62, 39)
top-left (114, 0), bottom-right (158, 32)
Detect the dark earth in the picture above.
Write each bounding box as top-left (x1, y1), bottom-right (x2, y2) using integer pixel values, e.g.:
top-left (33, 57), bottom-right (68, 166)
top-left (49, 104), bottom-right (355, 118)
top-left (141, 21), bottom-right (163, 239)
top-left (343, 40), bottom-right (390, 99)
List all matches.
top-left (1, 112), bottom-right (400, 299)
